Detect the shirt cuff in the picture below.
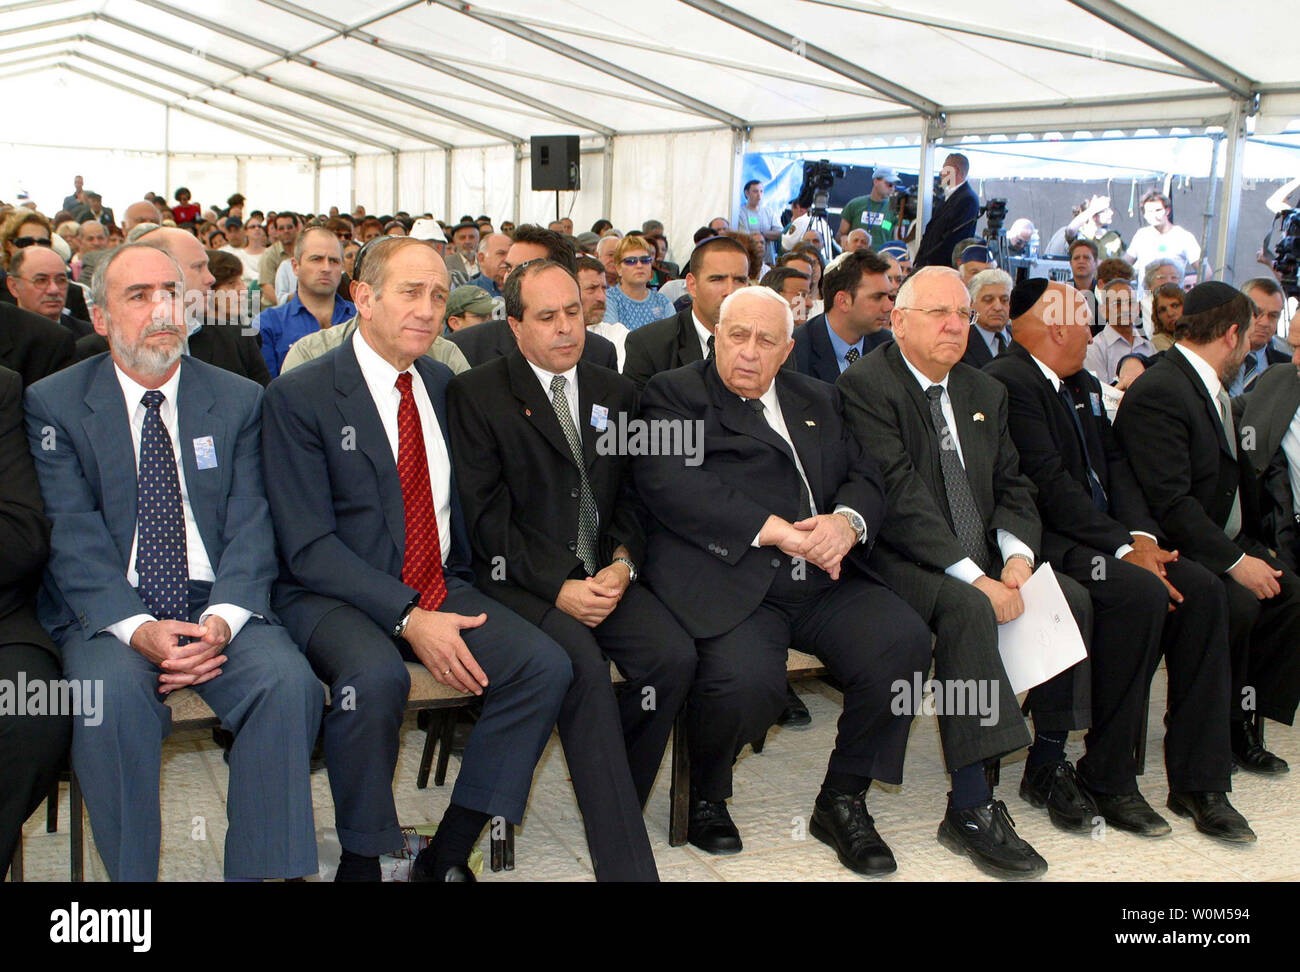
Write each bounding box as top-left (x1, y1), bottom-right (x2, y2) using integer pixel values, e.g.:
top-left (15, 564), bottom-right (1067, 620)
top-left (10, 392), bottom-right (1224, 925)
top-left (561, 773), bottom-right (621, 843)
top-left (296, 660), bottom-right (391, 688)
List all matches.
top-left (996, 529), bottom-right (1034, 567)
top-left (1130, 531), bottom-right (1158, 543)
top-left (1226, 553), bottom-right (1246, 573)
top-left (1115, 544), bottom-right (1135, 560)
top-left (201, 604), bottom-right (253, 642)
top-left (832, 504), bottom-right (868, 544)
top-left (104, 613), bottom-right (156, 648)
top-left (945, 558), bottom-right (986, 585)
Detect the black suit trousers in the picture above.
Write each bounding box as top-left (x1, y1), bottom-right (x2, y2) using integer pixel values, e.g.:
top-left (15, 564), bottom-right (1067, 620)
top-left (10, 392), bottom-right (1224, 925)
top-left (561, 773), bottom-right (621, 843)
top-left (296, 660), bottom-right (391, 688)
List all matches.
top-left (0, 644), bottom-right (71, 877)
top-left (536, 583), bottom-right (695, 882)
top-left (688, 565), bottom-right (931, 801)
top-left (1223, 547), bottom-right (1300, 725)
top-left (1060, 549), bottom-right (1232, 794)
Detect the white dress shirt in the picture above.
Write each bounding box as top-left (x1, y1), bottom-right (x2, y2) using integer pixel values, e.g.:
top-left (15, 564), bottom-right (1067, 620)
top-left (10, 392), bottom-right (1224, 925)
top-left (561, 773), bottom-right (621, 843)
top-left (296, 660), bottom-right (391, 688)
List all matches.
top-left (587, 321), bottom-right (629, 371)
top-left (105, 364), bottom-right (251, 647)
top-left (1281, 411), bottom-right (1300, 524)
top-left (1174, 343), bottom-right (1245, 570)
top-left (525, 358), bottom-right (600, 529)
top-left (353, 330), bottom-right (452, 566)
top-left (897, 350), bottom-right (1035, 583)
top-left (1025, 351), bottom-right (1155, 560)
top-left (693, 310), bottom-right (713, 361)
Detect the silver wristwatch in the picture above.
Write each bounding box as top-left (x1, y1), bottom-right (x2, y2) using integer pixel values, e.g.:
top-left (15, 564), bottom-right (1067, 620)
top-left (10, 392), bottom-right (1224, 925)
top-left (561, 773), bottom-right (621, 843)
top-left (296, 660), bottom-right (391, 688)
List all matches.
top-left (612, 556), bottom-right (638, 583)
top-left (393, 606), bottom-right (415, 639)
top-left (835, 509), bottom-right (867, 544)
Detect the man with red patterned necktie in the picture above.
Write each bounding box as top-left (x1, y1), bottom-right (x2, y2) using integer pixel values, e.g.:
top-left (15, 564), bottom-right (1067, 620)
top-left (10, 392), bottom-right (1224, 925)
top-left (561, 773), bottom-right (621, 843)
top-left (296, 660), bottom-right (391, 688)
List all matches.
top-left (263, 237), bottom-right (572, 882)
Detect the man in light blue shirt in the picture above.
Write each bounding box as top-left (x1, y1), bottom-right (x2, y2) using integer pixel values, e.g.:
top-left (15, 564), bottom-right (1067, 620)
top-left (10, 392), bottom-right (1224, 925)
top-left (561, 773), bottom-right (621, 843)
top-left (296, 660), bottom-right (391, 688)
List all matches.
top-left (252, 226), bottom-right (354, 377)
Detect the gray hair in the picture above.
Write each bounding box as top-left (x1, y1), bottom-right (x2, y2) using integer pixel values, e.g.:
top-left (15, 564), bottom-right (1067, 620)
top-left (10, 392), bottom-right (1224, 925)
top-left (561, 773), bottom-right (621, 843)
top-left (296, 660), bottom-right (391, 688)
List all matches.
top-left (126, 222), bottom-right (160, 243)
top-left (89, 242), bottom-right (184, 314)
top-left (967, 267), bottom-right (1013, 302)
top-left (1142, 258), bottom-right (1181, 291)
top-left (718, 284), bottom-right (795, 339)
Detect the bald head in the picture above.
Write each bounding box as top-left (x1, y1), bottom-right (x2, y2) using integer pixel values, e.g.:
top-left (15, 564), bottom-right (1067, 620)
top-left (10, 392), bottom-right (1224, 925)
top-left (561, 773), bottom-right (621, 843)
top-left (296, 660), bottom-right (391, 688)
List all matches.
top-left (1010, 281), bottom-right (1091, 378)
top-left (140, 226), bottom-right (215, 314)
top-left (123, 201), bottom-right (159, 231)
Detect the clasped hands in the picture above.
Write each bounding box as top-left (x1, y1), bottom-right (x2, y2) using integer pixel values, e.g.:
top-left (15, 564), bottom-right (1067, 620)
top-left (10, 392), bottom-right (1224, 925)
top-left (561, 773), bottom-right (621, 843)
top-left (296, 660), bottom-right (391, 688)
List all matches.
top-left (760, 513), bottom-right (857, 580)
top-left (131, 616), bottom-right (231, 695)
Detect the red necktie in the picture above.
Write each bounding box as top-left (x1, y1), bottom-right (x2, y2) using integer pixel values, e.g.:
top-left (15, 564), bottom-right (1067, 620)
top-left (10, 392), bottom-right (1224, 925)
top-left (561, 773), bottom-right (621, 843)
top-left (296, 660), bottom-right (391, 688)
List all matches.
top-left (395, 372), bottom-right (447, 611)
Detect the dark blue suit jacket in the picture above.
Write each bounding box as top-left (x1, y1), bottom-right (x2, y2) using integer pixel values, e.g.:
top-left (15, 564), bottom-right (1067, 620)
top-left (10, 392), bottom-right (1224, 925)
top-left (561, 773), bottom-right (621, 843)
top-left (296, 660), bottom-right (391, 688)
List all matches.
top-left (24, 354), bottom-right (276, 643)
top-left (793, 313), bottom-right (892, 384)
top-left (261, 336), bottom-right (475, 645)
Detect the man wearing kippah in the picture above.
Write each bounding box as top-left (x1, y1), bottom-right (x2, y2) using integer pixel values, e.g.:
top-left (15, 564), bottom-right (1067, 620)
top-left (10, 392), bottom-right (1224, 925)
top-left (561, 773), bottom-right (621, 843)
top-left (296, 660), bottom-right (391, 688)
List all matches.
top-left (1116, 281), bottom-right (1300, 792)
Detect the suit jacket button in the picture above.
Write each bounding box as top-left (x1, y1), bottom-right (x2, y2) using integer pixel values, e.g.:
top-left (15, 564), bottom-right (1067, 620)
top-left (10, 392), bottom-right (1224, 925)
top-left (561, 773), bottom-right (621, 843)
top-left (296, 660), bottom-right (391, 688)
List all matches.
top-left (568, 540), bottom-right (577, 551)
top-left (770, 557), bottom-right (781, 568)
top-left (719, 547), bottom-right (728, 557)
top-left (570, 487), bottom-right (579, 499)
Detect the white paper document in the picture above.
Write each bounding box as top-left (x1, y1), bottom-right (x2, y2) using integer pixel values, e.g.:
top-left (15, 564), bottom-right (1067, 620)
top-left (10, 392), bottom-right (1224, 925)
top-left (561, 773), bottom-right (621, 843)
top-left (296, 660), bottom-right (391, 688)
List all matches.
top-left (996, 564), bottom-right (1088, 695)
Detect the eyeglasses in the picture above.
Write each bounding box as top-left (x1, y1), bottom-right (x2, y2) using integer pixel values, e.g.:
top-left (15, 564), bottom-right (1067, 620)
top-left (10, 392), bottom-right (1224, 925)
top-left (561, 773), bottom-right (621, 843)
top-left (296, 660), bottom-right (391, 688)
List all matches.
top-left (14, 273), bottom-right (68, 288)
top-left (335, 232), bottom-right (353, 241)
top-left (898, 305), bottom-right (977, 326)
top-left (621, 256), bottom-right (654, 266)
top-left (13, 237), bottom-right (52, 249)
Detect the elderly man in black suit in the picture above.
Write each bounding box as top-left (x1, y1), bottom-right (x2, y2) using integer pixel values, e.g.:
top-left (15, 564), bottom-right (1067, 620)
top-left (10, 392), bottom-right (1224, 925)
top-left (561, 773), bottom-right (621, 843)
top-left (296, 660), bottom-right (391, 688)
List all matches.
top-left (0, 364), bottom-right (71, 878)
top-left (792, 250), bottom-right (895, 383)
top-left (914, 153), bottom-right (981, 270)
top-left (0, 300), bottom-right (75, 387)
top-left (1115, 282), bottom-right (1300, 779)
top-left (622, 235), bottom-right (751, 390)
top-left (445, 260), bottom-right (695, 881)
top-left (635, 285), bottom-right (930, 876)
top-left (445, 225), bottom-right (616, 371)
top-left (960, 268), bottom-right (1013, 369)
top-left (986, 279), bottom-right (1248, 842)
top-left (838, 266), bottom-right (1094, 878)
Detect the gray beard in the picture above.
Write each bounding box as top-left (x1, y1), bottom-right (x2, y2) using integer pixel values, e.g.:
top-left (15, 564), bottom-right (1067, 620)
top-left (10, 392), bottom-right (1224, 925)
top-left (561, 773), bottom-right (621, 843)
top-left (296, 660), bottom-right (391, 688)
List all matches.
top-left (113, 322), bottom-right (186, 378)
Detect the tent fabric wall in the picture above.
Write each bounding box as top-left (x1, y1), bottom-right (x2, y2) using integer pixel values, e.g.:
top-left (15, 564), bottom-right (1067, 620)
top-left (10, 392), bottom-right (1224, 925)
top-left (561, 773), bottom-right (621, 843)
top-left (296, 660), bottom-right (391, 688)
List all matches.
top-left (450, 145), bottom-right (515, 226)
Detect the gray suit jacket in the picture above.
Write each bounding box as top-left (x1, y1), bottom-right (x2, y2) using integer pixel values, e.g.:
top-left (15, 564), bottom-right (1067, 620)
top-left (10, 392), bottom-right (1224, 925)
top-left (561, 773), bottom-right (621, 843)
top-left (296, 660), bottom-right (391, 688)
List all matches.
top-left (836, 341), bottom-right (1040, 616)
top-left (1240, 362), bottom-right (1300, 567)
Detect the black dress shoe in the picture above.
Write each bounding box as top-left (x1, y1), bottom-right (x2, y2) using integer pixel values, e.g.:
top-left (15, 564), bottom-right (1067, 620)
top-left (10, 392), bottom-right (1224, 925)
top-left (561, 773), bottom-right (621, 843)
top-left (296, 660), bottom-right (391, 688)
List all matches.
top-left (776, 685), bottom-right (812, 728)
top-left (810, 789), bottom-right (896, 875)
top-left (687, 799), bottom-right (743, 854)
top-left (1231, 718), bottom-right (1290, 775)
top-left (1167, 791), bottom-right (1257, 843)
top-left (1019, 759), bottom-right (1098, 832)
top-left (1085, 788), bottom-right (1171, 837)
top-left (938, 799), bottom-right (1048, 879)
top-left (334, 853), bottom-right (381, 882)
top-left (410, 845), bottom-right (478, 882)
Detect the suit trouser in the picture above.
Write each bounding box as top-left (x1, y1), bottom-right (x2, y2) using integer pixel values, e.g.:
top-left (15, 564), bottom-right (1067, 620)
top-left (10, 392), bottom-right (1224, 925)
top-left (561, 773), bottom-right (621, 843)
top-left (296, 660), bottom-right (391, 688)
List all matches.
top-left (1062, 550), bottom-right (1232, 794)
top-left (536, 584), bottom-right (696, 882)
top-left (58, 585), bottom-right (323, 881)
top-left (0, 643), bottom-right (72, 878)
top-left (918, 570), bottom-right (1093, 774)
top-left (304, 577), bottom-right (571, 857)
top-left (689, 568), bottom-right (931, 802)
top-left (1223, 545), bottom-right (1300, 726)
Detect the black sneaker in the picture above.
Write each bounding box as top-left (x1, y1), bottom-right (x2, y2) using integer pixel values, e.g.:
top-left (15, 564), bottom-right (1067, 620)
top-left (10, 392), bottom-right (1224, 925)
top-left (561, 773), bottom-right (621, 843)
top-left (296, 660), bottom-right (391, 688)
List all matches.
top-left (810, 789), bottom-right (896, 875)
top-left (938, 799), bottom-right (1048, 879)
top-left (1019, 758), bottom-right (1098, 832)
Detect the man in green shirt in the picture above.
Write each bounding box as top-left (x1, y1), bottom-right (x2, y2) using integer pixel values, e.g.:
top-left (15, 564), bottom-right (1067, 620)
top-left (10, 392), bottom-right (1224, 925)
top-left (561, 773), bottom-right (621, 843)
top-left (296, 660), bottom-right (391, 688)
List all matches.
top-left (838, 167), bottom-right (898, 251)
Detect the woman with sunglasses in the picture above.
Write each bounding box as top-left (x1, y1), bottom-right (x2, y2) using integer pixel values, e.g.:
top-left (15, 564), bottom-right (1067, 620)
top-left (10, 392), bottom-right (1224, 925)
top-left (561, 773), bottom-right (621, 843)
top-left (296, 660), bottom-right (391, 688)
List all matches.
top-left (1, 210), bottom-right (53, 272)
top-left (603, 234), bottom-right (674, 331)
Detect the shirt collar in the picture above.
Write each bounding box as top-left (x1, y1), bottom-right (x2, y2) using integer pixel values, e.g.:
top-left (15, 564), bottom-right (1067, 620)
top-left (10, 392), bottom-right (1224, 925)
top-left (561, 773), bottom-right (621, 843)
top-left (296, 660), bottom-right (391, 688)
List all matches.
top-left (824, 319), bottom-right (864, 362)
top-left (1027, 350), bottom-right (1062, 392)
top-left (691, 310), bottom-right (713, 355)
top-left (525, 356), bottom-right (579, 398)
top-left (755, 380), bottom-right (781, 416)
top-left (1175, 342), bottom-right (1225, 401)
top-left (898, 347), bottom-right (949, 395)
top-left (352, 327), bottom-right (411, 389)
top-left (114, 359), bottom-right (182, 413)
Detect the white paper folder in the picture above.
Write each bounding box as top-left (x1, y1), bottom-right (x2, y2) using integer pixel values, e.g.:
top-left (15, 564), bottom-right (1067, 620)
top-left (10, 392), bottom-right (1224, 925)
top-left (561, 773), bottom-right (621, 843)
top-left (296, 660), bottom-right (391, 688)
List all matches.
top-left (996, 563), bottom-right (1088, 695)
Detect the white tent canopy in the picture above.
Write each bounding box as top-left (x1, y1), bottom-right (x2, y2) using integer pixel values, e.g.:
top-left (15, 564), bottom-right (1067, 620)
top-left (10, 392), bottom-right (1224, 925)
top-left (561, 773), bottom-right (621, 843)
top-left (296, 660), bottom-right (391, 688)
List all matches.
top-left (2, 0), bottom-right (1298, 275)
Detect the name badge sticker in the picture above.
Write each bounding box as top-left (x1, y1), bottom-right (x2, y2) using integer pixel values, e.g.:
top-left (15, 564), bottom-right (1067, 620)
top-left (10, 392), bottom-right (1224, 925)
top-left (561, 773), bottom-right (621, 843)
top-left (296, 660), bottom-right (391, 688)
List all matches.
top-left (1090, 392), bottom-right (1102, 417)
top-left (193, 435), bottom-right (218, 470)
top-left (590, 404), bottom-right (609, 431)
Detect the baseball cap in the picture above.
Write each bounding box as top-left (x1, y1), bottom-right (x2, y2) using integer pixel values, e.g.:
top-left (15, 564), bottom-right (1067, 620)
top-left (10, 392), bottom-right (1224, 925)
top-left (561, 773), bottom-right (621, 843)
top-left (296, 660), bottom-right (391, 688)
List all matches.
top-left (447, 285), bottom-right (495, 318)
top-left (410, 218), bottom-right (447, 243)
top-left (873, 166), bottom-right (898, 184)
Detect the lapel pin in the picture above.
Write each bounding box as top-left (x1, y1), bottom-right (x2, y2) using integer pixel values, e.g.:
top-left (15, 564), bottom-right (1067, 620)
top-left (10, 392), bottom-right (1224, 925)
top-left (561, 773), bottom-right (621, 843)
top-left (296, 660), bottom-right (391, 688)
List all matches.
top-left (524, 408), bottom-right (532, 417)
top-left (972, 412), bottom-right (985, 422)
top-left (805, 420), bottom-right (816, 427)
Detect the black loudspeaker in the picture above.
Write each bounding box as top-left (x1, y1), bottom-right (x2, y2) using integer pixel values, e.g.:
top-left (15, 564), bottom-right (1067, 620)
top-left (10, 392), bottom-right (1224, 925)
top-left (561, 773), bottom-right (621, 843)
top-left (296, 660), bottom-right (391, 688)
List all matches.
top-left (531, 135), bottom-right (580, 191)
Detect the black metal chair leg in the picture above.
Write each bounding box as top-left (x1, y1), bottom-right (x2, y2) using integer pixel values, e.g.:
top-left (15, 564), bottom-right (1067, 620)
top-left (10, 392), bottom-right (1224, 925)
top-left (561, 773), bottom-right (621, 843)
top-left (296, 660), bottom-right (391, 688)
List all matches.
top-left (46, 779), bottom-right (60, 833)
top-left (668, 708), bottom-right (690, 847)
top-left (416, 711), bottom-right (438, 790)
top-left (70, 771), bottom-right (84, 882)
top-left (433, 710), bottom-right (455, 787)
top-left (9, 834), bottom-right (21, 882)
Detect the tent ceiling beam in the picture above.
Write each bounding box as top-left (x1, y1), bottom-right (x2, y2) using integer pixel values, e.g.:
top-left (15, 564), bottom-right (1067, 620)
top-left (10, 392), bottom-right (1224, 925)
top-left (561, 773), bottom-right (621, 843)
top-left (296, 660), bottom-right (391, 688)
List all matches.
top-left (1066, 0), bottom-right (1253, 99)
top-left (256, 0), bottom-right (616, 137)
top-left (677, 0), bottom-right (940, 117)
top-left (804, 0), bottom-right (1200, 81)
top-left (132, 0), bottom-right (512, 146)
top-left (425, 0), bottom-right (748, 129)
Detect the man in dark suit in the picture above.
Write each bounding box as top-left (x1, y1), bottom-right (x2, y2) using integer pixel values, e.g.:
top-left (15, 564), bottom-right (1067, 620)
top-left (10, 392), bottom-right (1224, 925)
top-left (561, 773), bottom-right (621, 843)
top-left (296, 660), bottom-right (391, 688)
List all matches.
top-left (1228, 277), bottom-right (1291, 396)
top-left (24, 243), bottom-right (322, 881)
top-left (0, 363), bottom-right (71, 879)
top-left (839, 266), bottom-right (1094, 878)
top-left (262, 237), bottom-right (571, 882)
top-left (446, 261), bottom-right (694, 881)
top-left (792, 250), bottom-right (895, 383)
top-left (914, 153), bottom-right (981, 270)
top-left (621, 235), bottom-right (751, 390)
top-left (447, 225), bottom-right (616, 370)
top-left (1239, 328), bottom-right (1300, 570)
top-left (960, 268), bottom-right (1012, 369)
top-left (635, 285), bottom-right (931, 876)
top-left (986, 279), bottom-right (1249, 842)
top-left (5, 246), bottom-right (93, 339)
top-left (0, 300), bottom-right (75, 387)
top-left (75, 227), bottom-right (271, 386)
top-left (1115, 282), bottom-right (1300, 778)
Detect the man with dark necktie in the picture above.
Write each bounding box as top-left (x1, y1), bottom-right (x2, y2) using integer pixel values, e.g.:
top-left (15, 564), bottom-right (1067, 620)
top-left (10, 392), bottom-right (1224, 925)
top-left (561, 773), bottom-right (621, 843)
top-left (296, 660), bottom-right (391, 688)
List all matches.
top-left (792, 250), bottom-right (895, 383)
top-left (959, 268), bottom-right (1013, 369)
top-left (635, 286), bottom-right (930, 875)
top-left (1115, 281), bottom-right (1300, 780)
top-left (985, 279), bottom-right (1249, 842)
top-left (838, 266), bottom-right (1095, 878)
top-left (262, 237), bottom-right (572, 882)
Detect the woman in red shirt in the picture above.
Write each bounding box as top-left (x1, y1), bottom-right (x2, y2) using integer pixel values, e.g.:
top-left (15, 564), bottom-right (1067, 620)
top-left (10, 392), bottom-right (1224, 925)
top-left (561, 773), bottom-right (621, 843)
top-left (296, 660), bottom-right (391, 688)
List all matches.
top-left (171, 187), bottom-right (201, 231)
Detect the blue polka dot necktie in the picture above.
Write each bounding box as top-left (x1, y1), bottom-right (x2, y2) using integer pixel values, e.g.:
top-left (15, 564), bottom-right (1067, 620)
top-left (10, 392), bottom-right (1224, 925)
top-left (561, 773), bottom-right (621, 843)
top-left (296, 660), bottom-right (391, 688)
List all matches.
top-left (136, 389), bottom-right (189, 621)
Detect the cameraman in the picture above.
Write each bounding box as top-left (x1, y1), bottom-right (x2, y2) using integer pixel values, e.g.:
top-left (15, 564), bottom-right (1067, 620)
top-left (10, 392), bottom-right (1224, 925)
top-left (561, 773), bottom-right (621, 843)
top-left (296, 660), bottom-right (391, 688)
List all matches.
top-left (837, 166), bottom-right (899, 250)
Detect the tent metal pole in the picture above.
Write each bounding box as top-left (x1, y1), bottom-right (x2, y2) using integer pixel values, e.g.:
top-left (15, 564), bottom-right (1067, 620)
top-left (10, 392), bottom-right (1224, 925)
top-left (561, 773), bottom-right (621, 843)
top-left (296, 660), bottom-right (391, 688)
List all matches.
top-left (392, 152), bottom-right (400, 215)
top-left (915, 116), bottom-right (944, 245)
top-left (313, 158), bottom-right (321, 215)
top-left (728, 127), bottom-right (749, 230)
top-left (350, 157), bottom-right (357, 212)
top-left (602, 140), bottom-right (614, 220)
top-left (444, 152), bottom-right (453, 223)
top-left (513, 144), bottom-right (523, 224)
top-left (1212, 99), bottom-right (1249, 284)
top-left (164, 107), bottom-right (171, 196)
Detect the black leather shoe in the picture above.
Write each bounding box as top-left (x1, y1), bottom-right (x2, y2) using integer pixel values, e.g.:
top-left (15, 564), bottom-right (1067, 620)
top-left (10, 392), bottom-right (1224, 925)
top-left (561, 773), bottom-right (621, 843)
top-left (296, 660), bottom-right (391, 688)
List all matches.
top-left (1231, 718), bottom-right (1290, 775)
top-left (776, 685), bottom-right (812, 728)
top-left (409, 846), bottom-right (478, 882)
top-left (1167, 791), bottom-right (1257, 843)
top-left (1086, 788), bottom-right (1171, 837)
top-left (938, 799), bottom-right (1048, 879)
top-left (687, 799), bottom-right (743, 854)
top-left (810, 789), bottom-right (896, 876)
top-left (1019, 759), bottom-right (1097, 832)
